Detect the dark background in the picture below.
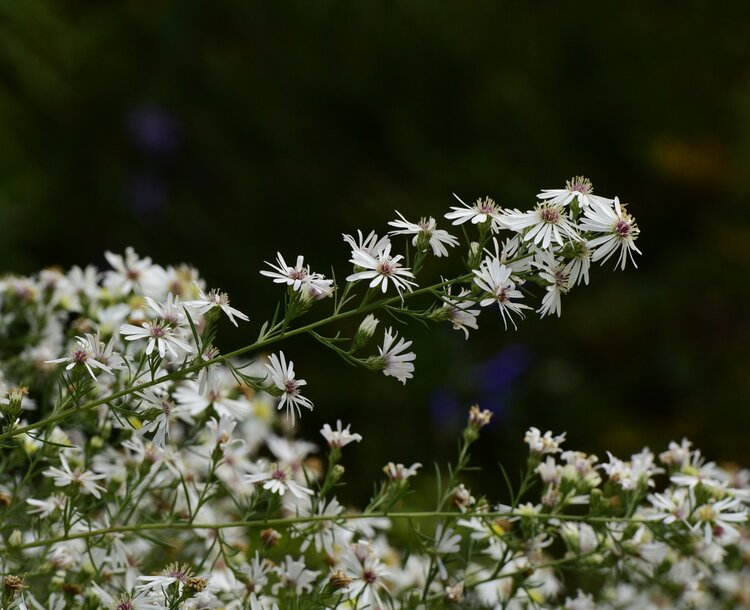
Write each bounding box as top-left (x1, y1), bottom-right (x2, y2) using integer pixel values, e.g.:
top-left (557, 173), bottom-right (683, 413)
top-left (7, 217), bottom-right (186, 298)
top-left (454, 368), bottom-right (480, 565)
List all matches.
top-left (2, 2), bottom-right (749, 502)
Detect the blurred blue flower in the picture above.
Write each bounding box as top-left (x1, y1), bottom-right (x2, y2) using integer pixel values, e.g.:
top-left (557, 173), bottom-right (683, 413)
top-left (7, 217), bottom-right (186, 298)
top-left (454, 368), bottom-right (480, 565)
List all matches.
top-left (126, 105), bottom-right (181, 156)
top-left (127, 173), bottom-right (167, 217)
top-left (429, 387), bottom-right (463, 432)
top-left (474, 343), bottom-right (533, 424)
top-left (429, 344), bottom-right (534, 432)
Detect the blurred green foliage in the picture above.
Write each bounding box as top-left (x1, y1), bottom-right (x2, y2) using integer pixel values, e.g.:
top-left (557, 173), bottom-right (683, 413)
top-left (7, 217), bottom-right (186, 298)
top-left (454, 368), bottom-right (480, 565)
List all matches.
top-left (2, 1), bottom-right (750, 502)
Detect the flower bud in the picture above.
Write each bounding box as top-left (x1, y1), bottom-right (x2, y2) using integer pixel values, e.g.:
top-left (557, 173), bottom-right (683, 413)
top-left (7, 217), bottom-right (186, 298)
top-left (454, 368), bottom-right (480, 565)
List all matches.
top-left (464, 405), bottom-right (493, 443)
top-left (352, 315), bottom-right (379, 351)
top-left (3, 575), bottom-right (23, 594)
top-left (444, 582), bottom-right (464, 604)
top-left (8, 530), bottom-right (22, 547)
top-left (451, 484), bottom-right (476, 512)
top-left (468, 405), bottom-right (493, 429)
top-left (331, 464), bottom-right (346, 483)
top-left (468, 242), bottom-right (482, 268)
top-left (329, 570), bottom-right (352, 590)
top-left (187, 577), bottom-right (208, 592)
top-left (260, 528), bottom-right (281, 548)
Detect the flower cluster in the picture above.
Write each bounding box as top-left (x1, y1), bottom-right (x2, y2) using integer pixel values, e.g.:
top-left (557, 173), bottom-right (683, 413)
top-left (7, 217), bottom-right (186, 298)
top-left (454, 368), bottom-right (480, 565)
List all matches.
top-left (0, 178), bottom-right (658, 609)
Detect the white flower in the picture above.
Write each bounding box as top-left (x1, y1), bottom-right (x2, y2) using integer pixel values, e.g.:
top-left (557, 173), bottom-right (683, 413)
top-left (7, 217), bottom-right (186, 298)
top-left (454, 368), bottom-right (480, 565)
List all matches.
top-left (120, 320), bottom-right (194, 358)
top-left (295, 496), bottom-right (353, 555)
top-left (260, 252), bottom-right (334, 299)
top-left (660, 438), bottom-right (694, 469)
top-left (339, 542), bottom-right (390, 608)
top-left (249, 593), bottom-right (278, 610)
top-left (536, 456), bottom-right (562, 486)
top-left (136, 388), bottom-right (192, 447)
top-left (104, 247), bottom-right (166, 296)
top-left (265, 352), bottom-right (313, 424)
top-left (26, 494), bottom-right (66, 517)
top-left (377, 327), bottom-right (416, 385)
top-left (383, 462), bottom-right (422, 481)
top-left (137, 563), bottom-right (194, 592)
top-left (246, 464), bottom-right (313, 499)
top-left (241, 553), bottom-right (271, 596)
top-left (388, 211), bottom-right (459, 257)
top-left (183, 286), bottom-right (249, 326)
top-left (601, 449), bottom-right (663, 491)
top-left (342, 230), bottom-right (391, 259)
top-left (196, 345), bottom-right (221, 394)
top-left (91, 583), bottom-right (166, 610)
top-left (145, 293), bottom-right (188, 327)
top-left (646, 488), bottom-right (691, 525)
top-left (267, 434), bottom-right (317, 468)
top-left (533, 250), bottom-right (570, 318)
top-left (206, 414), bottom-right (237, 448)
top-left (564, 242), bottom-right (593, 287)
top-left (272, 556), bottom-right (320, 596)
top-left (173, 371), bottom-right (251, 420)
top-left (537, 176), bottom-right (613, 210)
top-left (692, 496), bottom-right (748, 545)
top-left (502, 203), bottom-right (580, 249)
top-left (560, 522), bottom-right (599, 555)
top-left (473, 257), bottom-right (530, 329)
top-left (579, 196), bottom-right (641, 269)
top-left (435, 524), bottom-right (462, 555)
top-left (441, 287), bottom-right (480, 339)
top-left (346, 242), bottom-right (417, 296)
top-left (445, 194), bottom-right (504, 232)
top-left (524, 427), bottom-right (566, 455)
top-left (320, 420), bottom-right (363, 449)
top-left (43, 454), bottom-right (106, 498)
top-left (562, 590), bottom-right (597, 610)
top-left (45, 335), bottom-right (113, 380)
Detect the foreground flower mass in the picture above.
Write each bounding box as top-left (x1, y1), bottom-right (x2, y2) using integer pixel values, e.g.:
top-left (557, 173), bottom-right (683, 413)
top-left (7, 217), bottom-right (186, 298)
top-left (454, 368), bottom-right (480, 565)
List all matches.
top-left (9, 180), bottom-right (746, 610)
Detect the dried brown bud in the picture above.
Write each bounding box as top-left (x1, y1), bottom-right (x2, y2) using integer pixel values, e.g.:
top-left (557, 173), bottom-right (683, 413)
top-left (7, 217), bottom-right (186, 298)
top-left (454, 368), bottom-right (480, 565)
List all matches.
top-left (187, 577), bottom-right (208, 592)
top-left (60, 582), bottom-right (82, 595)
top-left (468, 405), bottom-right (493, 429)
top-left (4, 575), bottom-right (23, 593)
top-left (0, 492), bottom-right (11, 508)
top-left (451, 484), bottom-right (476, 511)
top-left (444, 581), bottom-right (464, 603)
top-left (260, 528), bottom-right (281, 548)
top-left (329, 570), bottom-right (352, 590)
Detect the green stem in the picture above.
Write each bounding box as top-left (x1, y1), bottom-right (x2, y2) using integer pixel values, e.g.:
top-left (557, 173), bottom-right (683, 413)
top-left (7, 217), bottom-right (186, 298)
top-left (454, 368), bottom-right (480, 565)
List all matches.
top-left (2, 509), bottom-right (651, 554)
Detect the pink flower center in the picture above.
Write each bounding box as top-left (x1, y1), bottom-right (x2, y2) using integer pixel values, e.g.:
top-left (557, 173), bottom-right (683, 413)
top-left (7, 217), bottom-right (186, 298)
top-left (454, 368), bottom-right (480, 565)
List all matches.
top-left (539, 207), bottom-right (560, 223)
top-left (553, 269), bottom-right (568, 289)
top-left (272, 469), bottom-right (287, 482)
top-left (570, 179), bottom-right (591, 194)
top-left (614, 219), bottom-right (631, 238)
top-left (378, 260), bottom-right (395, 276)
top-left (73, 349), bottom-right (89, 364)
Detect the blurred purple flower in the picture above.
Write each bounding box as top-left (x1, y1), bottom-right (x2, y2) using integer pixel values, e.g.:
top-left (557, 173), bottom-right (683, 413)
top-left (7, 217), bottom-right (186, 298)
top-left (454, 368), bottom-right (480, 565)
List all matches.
top-left (127, 173), bottom-right (168, 217)
top-left (429, 344), bottom-right (533, 431)
top-left (126, 105), bottom-right (181, 156)
top-left (474, 344), bottom-right (533, 422)
top-left (429, 387), bottom-right (463, 431)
